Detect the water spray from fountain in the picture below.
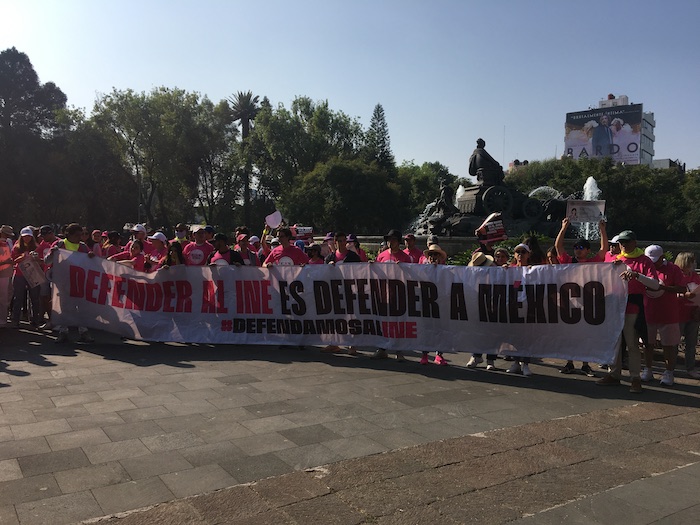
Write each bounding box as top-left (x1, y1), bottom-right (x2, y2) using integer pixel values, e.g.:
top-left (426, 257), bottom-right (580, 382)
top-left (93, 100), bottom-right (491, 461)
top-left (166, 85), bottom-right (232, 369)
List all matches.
top-left (579, 176), bottom-right (603, 240)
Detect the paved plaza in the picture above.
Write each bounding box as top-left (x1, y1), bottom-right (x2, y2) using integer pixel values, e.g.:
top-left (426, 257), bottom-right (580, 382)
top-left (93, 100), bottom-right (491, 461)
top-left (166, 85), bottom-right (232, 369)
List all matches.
top-left (1, 323), bottom-right (699, 524)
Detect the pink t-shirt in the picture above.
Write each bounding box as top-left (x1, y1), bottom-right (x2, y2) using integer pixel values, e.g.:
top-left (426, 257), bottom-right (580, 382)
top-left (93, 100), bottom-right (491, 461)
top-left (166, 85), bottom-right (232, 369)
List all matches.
top-left (403, 247), bottom-right (423, 263)
top-left (604, 252), bottom-right (619, 262)
top-left (376, 249), bottom-right (412, 263)
top-left (125, 239), bottom-right (154, 256)
top-left (558, 252), bottom-right (605, 264)
top-left (679, 271), bottom-right (700, 323)
top-left (644, 261), bottom-right (683, 325)
top-left (308, 258), bottom-right (325, 265)
top-left (264, 246), bottom-right (309, 266)
top-left (183, 242), bottom-right (215, 266)
top-left (111, 251), bottom-right (146, 272)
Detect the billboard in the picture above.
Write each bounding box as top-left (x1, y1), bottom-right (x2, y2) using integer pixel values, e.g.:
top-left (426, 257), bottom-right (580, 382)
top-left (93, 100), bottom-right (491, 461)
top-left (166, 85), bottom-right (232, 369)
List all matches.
top-left (565, 104), bottom-right (643, 164)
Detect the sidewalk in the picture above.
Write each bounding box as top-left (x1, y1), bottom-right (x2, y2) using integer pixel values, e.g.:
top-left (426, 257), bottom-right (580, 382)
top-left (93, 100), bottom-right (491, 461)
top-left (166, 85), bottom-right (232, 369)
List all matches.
top-left (0, 324), bottom-right (698, 524)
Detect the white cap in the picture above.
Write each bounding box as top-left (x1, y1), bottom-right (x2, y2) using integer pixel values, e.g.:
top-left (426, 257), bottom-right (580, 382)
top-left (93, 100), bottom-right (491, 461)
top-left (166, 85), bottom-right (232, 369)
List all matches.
top-left (192, 225), bottom-right (205, 233)
top-left (514, 243), bottom-right (531, 253)
top-left (147, 232), bottom-right (168, 243)
top-left (644, 245), bottom-right (663, 263)
top-left (249, 235), bottom-right (260, 244)
top-left (20, 227), bottom-right (34, 237)
top-left (131, 224), bottom-right (147, 234)
top-left (270, 237), bottom-right (280, 245)
top-left (610, 235), bottom-right (620, 244)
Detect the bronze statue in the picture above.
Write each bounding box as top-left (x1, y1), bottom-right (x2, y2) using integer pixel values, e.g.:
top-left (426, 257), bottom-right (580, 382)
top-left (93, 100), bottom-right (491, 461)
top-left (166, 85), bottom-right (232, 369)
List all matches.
top-left (469, 138), bottom-right (504, 187)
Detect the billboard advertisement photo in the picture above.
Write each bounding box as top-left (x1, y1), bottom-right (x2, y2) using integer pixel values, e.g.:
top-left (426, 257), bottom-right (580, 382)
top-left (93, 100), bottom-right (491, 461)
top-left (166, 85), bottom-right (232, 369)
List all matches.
top-left (565, 104), bottom-right (643, 164)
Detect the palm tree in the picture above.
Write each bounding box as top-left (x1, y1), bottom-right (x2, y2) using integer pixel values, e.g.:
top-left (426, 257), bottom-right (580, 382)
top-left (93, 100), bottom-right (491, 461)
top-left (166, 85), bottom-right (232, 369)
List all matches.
top-left (228, 91), bottom-right (260, 225)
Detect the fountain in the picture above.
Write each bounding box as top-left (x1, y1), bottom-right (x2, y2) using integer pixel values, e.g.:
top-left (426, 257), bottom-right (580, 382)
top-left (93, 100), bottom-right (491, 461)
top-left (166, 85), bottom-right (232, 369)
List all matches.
top-left (578, 176), bottom-right (603, 240)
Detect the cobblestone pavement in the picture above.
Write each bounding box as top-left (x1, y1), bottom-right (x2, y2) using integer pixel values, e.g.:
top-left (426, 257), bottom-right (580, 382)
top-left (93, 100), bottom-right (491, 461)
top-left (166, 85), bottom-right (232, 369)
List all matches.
top-left (0, 324), bottom-right (698, 524)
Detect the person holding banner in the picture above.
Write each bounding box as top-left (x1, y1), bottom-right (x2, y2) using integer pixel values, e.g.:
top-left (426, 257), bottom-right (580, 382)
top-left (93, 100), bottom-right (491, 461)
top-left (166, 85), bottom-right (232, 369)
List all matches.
top-left (466, 250), bottom-right (498, 370)
top-left (47, 223), bottom-right (95, 343)
top-left (10, 227), bottom-right (43, 328)
top-left (597, 230), bottom-right (659, 393)
top-left (183, 226), bottom-right (215, 266)
top-left (235, 234), bottom-right (260, 267)
top-left (403, 234), bottom-right (423, 263)
top-left (372, 229), bottom-right (411, 361)
top-left (263, 228), bottom-right (309, 267)
top-left (209, 234), bottom-right (244, 266)
top-left (325, 232), bottom-right (361, 264)
top-left (505, 243), bottom-right (536, 376)
top-left (108, 239), bottom-right (146, 272)
top-left (555, 218), bottom-right (608, 376)
top-left (376, 230), bottom-right (411, 264)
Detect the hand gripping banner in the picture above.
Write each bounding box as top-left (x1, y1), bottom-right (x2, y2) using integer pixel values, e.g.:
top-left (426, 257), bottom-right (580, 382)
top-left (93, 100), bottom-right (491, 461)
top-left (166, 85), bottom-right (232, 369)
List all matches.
top-left (51, 249), bottom-right (627, 362)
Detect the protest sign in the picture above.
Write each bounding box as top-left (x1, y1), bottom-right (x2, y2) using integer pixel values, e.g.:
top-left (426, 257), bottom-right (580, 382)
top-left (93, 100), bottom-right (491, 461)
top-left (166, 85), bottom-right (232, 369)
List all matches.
top-left (52, 250), bottom-right (627, 362)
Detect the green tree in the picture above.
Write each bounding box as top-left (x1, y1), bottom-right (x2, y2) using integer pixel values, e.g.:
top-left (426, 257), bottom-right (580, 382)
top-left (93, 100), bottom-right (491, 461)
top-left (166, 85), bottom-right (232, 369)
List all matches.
top-left (92, 87), bottom-right (208, 228)
top-left (0, 47), bottom-right (67, 141)
top-left (228, 91), bottom-right (259, 226)
top-left (363, 103), bottom-right (395, 174)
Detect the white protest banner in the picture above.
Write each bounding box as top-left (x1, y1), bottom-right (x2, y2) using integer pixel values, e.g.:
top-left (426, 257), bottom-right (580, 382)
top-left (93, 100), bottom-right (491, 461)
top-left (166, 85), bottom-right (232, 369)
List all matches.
top-left (51, 249), bottom-right (627, 362)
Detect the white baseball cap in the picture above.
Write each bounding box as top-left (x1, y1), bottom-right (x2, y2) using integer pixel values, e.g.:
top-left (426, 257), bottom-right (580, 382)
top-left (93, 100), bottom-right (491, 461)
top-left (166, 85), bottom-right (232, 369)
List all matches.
top-left (147, 232), bottom-right (168, 243)
top-left (131, 224), bottom-right (147, 234)
top-left (644, 245), bottom-right (663, 263)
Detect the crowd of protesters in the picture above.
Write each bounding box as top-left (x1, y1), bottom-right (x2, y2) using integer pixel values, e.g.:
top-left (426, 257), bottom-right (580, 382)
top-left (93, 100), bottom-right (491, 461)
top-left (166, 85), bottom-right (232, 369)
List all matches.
top-left (1, 218), bottom-right (699, 393)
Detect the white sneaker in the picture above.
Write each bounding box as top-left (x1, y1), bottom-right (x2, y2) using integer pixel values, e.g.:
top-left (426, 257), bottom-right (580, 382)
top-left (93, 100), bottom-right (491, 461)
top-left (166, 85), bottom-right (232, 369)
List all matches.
top-left (466, 356), bottom-right (483, 368)
top-left (506, 362), bottom-right (522, 374)
top-left (486, 360), bottom-right (496, 371)
top-left (687, 369), bottom-right (700, 379)
top-left (521, 363), bottom-right (532, 377)
top-left (640, 368), bottom-right (654, 382)
top-left (660, 370), bottom-right (674, 386)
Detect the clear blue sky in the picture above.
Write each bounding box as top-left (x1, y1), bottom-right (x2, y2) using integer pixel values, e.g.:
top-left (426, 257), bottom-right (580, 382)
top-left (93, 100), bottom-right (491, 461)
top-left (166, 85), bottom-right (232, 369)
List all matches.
top-left (3, 0), bottom-right (699, 179)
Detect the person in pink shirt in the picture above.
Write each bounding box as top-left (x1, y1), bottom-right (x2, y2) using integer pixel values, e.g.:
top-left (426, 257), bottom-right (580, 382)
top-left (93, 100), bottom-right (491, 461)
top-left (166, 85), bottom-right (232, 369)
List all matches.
top-left (375, 229), bottom-right (411, 264)
top-left (640, 245), bottom-right (686, 386)
top-left (325, 232), bottom-right (361, 264)
top-left (554, 218), bottom-right (608, 376)
top-left (182, 225), bottom-right (215, 266)
top-left (403, 233), bottom-right (423, 263)
top-left (306, 243), bottom-right (325, 264)
top-left (11, 227), bottom-right (43, 327)
top-left (597, 230), bottom-right (659, 393)
top-left (675, 252), bottom-right (700, 379)
top-left (346, 234), bottom-right (368, 262)
top-left (103, 232), bottom-right (122, 258)
top-left (145, 232), bottom-right (169, 271)
top-left (372, 229), bottom-right (411, 362)
top-left (235, 234), bottom-right (260, 266)
top-left (125, 224), bottom-right (154, 256)
top-left (555, 218), bottom-right (608, 264)
top-left (263, 228), bottom-right (309, 267)
top-left (0, 225), bottom-right (14, 328)
top-left (604, 235), bottom-right (622, 262)
top-left (109, 239), bottom-right (146, 272)
top-left (87, 230), bottom-right (103, 257)
top-left (36, 225), bottom-right (58, 328)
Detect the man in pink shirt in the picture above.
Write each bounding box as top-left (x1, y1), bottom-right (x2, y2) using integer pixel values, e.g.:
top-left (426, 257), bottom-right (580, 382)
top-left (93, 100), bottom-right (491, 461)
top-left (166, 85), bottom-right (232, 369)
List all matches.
top-left (403, 233), bottom-right (423, 263)
top-left (376, 229), bottom-right (411, 264)
top-left (372, 229), bottom-right (410, 362)
top-left (125, 224), bottom-right (154, 256)
top-left (640, 245), bottom-right (686, 386)
top-left (263, 228), bottom-right (309, 267)
top-left (183, 225), bottom-right (215, 266)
